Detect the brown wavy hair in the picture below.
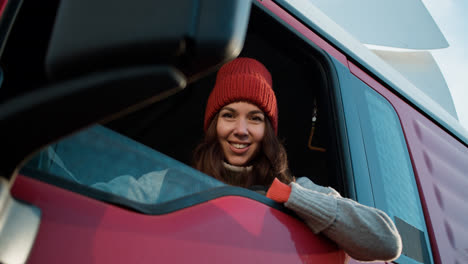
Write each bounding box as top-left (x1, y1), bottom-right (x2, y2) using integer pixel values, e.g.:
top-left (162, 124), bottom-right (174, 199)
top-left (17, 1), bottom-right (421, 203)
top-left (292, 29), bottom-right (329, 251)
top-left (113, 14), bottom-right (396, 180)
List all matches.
top-left (193, 113), bottom-right (293, 187)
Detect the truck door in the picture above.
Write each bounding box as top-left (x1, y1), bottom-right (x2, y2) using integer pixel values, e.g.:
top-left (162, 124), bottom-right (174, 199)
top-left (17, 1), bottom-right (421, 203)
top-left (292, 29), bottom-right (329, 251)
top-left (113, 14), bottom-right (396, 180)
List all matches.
top-left (0, 1), bottom-right (346, 263)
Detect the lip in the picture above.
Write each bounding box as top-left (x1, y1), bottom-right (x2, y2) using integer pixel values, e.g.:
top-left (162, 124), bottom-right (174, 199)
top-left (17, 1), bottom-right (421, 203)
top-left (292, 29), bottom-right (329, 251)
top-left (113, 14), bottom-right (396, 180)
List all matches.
top-left (228, 142), bottom-right (250, 154)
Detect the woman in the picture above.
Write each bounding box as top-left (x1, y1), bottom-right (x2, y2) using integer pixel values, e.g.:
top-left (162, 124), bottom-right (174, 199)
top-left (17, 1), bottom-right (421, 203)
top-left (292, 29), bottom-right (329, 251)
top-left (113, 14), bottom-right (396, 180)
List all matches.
top-left (193, 57), bottom-right (402, 262)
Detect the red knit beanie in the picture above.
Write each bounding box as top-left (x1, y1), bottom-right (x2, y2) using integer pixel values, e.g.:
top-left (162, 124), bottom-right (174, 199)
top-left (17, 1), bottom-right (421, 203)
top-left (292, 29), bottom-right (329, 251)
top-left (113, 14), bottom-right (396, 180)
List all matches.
top-left (204, 57), bottom-right (278, 134)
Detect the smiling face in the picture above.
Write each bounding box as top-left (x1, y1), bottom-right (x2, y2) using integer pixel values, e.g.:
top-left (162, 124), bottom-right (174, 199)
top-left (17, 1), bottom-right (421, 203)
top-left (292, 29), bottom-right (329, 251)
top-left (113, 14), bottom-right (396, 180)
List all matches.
top-left (216, 102), bottom-right (266, 166)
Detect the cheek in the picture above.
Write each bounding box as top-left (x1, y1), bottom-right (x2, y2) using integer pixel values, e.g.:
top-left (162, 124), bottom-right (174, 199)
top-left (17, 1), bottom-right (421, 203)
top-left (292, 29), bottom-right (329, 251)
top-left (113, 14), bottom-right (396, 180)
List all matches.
top-left (216, 119), bottom-right (228, 138)
top-left (252, 125), bottom-right (266, 143)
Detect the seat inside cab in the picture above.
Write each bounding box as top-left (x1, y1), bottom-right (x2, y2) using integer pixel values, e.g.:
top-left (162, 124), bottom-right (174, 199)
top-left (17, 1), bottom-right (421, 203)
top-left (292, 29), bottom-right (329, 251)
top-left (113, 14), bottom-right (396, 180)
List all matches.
top-left (105, 5), bottom-right (347, 196)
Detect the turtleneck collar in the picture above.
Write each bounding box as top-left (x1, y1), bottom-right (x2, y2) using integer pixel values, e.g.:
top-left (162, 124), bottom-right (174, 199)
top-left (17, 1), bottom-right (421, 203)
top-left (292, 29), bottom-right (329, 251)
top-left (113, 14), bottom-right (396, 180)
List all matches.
top-left (223, 161), bottom-right (253, 173)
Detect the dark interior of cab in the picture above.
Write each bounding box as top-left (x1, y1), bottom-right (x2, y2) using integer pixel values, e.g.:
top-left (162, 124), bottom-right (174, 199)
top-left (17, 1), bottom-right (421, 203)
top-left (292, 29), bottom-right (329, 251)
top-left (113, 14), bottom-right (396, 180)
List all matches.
top-left (1, 1), bottom-right (348, 199)
top-left (105, 6), bottom-right (346, 194)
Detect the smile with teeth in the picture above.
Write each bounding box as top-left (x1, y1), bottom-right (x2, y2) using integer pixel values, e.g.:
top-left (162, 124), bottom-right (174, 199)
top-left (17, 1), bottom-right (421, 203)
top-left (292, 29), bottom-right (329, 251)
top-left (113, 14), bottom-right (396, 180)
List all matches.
top-left (230, 142), bottom-right (250, 149)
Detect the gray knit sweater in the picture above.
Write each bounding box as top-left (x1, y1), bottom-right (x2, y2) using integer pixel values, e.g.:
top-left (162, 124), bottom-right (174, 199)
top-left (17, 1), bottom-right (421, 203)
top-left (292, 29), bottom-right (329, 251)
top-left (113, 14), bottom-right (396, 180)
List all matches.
top-left (288, 177), bottom-right (402, 262)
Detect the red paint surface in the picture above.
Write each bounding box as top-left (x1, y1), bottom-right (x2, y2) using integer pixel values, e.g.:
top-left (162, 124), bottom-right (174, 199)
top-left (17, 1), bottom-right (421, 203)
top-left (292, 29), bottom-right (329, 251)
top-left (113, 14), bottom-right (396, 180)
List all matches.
top-left (349, 61), bottom-right (468, 264)
top-left (257, 0), bottom-right (348, 66)
top-left (12, 175), bottom-right (346, 264)
top-left (0, 0), bottom-right (7, 17)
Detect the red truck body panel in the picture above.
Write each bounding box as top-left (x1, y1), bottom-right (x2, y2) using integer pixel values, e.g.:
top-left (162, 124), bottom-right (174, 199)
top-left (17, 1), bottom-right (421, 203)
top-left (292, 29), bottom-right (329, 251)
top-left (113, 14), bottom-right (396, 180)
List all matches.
top-left (12, 175), bottom-right (347, 264)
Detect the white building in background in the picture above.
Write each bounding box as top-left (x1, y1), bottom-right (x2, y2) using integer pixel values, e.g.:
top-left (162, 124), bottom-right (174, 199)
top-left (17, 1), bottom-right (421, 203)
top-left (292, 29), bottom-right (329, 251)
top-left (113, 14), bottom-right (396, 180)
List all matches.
top-left (283, 0), bottom-right (468, 140)
top-left (301, 0), bottom-right (457, 120)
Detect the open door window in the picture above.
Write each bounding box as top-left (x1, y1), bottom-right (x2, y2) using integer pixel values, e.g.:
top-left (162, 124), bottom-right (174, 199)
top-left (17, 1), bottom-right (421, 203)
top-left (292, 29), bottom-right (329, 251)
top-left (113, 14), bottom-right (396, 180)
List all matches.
top-left (15, 1), bottom-right (352, 216)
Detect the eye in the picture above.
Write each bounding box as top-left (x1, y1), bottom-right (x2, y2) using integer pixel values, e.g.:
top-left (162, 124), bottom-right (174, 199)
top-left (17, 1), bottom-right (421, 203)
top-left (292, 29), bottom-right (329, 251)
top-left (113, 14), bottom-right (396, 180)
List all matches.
top-left (250, 115), bottom-right (264, 122)
top-left (221, 112), bottom-right (234, 119)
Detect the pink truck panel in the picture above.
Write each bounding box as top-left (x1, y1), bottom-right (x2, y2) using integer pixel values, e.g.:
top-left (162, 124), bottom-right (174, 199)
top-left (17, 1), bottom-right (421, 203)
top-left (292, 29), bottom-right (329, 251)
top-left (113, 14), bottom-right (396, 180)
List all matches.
top-left (12, 175), bottom-right (347, 264)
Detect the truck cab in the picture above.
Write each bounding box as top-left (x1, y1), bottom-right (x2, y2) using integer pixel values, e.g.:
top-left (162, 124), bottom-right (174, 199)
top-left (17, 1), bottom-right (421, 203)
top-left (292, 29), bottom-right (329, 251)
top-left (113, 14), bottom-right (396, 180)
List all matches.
top-left (1, 1), bottom-right (467, 263)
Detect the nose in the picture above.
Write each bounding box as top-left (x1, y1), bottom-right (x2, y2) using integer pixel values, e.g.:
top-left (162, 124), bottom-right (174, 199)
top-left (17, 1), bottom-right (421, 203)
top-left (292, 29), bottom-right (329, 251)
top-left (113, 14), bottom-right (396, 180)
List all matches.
top-left (233, 118), bottom-right (248, 137)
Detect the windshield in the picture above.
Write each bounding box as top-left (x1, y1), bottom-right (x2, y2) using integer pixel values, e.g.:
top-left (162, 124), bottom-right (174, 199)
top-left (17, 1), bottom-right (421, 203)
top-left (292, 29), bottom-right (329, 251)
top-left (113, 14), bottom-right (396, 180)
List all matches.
top-left (301, 0), bottom-right (468, 131)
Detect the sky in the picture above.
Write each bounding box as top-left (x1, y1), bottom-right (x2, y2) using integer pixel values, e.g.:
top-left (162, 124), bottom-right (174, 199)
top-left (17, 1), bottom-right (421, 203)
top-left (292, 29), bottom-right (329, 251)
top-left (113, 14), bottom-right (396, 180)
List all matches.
top-left (420, 0), bottom-right (468, 130)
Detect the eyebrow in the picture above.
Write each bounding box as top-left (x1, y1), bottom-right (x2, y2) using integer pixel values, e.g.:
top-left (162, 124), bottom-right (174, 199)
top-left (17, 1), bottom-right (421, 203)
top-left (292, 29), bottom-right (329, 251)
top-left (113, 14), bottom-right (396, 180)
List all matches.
top-left (220, 107), bottom-right (236, 112)
top-left (220, 107), bottom-right (264, 115)
top-left (249, 110), bottom-right (265, 115)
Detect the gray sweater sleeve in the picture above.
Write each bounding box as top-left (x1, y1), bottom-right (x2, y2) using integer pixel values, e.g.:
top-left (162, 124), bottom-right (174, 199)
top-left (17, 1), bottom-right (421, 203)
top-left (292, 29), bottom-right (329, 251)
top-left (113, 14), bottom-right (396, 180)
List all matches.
top-left (284, 177), bottom-right (402, 262)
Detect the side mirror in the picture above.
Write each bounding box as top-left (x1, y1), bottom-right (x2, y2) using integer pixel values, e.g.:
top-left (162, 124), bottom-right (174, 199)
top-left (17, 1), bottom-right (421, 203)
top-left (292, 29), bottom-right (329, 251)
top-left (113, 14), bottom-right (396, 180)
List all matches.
top-left (46, 0), bottom-right (251, 80)
top-left (0, 0), bottom-right (252, 178)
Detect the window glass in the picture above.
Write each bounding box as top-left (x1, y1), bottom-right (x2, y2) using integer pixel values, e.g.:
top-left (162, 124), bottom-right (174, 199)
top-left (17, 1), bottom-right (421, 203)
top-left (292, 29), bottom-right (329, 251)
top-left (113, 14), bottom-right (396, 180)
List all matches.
top-left (363, 89), bottom-right (424, 229)
top-left (357, 87), bottom-right (433, 264)
top-left (24, 125), bottom-right (225, 204)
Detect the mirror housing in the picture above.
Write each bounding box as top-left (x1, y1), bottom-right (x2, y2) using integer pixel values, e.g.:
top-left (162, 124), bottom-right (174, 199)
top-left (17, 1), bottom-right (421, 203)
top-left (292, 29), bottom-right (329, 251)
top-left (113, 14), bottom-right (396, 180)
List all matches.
top-left (46, 0), bottom-right (251, 80)
top-left (0, 0), bottom-right (251, 178)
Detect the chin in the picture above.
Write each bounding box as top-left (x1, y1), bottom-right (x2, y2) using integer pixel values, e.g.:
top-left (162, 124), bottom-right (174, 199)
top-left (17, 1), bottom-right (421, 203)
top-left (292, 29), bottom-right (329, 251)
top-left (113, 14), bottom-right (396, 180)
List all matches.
top-left (226, 158), bottom-right (249, 167)
top-left (228, 161), bottom-right (248, 167)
